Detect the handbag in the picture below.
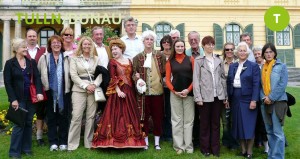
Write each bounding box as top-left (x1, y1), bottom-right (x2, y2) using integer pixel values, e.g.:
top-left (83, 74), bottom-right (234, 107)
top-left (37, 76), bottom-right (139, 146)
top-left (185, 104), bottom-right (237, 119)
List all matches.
top-left (84, 61), bottom-right (106, 102)
top-left (94, 87), bottom-right (106, 102)
top-left (5, 105), bottom-right (28, 128)
top-left (29, 62), bottom-right (48, 104)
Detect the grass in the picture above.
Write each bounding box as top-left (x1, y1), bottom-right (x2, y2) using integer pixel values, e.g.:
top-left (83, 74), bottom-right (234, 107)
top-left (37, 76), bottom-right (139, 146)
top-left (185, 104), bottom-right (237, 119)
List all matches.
top-left (0, 87), bottom-right (299, 159)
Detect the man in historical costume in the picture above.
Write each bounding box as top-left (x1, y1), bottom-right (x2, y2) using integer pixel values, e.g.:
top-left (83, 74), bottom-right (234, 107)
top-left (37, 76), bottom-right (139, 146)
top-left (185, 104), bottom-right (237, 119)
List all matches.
top-left (132, 30), bottom-right (166, 150)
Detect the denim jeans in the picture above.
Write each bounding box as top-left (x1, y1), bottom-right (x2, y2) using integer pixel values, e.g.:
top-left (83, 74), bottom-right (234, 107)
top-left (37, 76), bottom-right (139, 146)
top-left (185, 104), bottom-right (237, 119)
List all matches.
top-left (9, 100), bottom-right (36, 157)
top-left (261, 104), bottom-right (285, 159)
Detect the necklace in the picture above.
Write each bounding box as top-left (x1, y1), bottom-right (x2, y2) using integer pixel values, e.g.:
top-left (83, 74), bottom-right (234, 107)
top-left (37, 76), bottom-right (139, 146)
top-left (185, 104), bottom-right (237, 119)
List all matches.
top-left (18, 58), bottom-right (26, 69)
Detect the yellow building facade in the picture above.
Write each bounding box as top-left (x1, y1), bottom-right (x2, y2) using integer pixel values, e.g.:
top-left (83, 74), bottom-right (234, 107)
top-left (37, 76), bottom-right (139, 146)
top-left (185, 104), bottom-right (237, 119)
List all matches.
top-left (0, 0), bottom-right (300, 71)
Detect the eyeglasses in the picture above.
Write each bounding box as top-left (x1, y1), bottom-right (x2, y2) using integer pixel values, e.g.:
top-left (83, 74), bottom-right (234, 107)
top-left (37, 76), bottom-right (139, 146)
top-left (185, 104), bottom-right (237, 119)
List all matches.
top-left (51, 42), bottom-right (62, 46)
top-left (225, 48), bottom-right (234, 51)
top-left (64, 34), bottom-right (73, 37)
top-left (162, 41), bottom-right (170, 44)
top-left (265, 51), bottom-right (274, 54)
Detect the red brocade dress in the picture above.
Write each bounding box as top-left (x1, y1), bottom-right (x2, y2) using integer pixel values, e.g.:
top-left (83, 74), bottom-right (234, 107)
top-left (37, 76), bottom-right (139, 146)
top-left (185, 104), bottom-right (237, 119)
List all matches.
top-left (92, 59), bottom-right (145, 148)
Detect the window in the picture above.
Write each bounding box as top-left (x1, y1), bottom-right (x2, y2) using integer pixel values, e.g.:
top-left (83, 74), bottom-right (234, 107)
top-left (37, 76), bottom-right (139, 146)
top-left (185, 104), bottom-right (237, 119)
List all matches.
top-left (40, 27), bottom-right (56, 47)
top-left (226, 24), bottom-right (240, 46)
top-left (155, 23), bottom-right (172, 47)
top-left (276, 26), bottom-right (290, 46)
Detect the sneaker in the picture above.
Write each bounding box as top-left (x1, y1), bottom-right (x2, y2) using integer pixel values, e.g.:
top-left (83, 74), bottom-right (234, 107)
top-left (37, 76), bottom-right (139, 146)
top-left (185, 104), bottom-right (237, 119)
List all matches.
top-left (50, 144), bottom-right (58, 151)
top-left (154, 145), bottom-right (161, 150)
top-left (177, 149), bottom-right (183, 155)
top-left (59, 145), bottom-right (68, 151)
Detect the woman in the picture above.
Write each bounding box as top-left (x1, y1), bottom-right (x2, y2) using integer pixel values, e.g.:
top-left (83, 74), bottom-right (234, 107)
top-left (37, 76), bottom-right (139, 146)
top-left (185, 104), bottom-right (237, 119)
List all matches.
top-left (4, 38), bottom-right (44, 158)
top-left (160, 35), bottom-right (173, 141)
top-left (221, 42), bottom-right (239, 150)
top-left (38, 35), bottom-right (72, 151)
top-left (260, 43), bottom-right (288, 159)
top-left (193, 36), bottom-right (227, 157)
top-left (253, 46), bottom-right (269, 153)
top-left (60, 27), bottom-right (77, 57)
top-left (92, 38), bottom-right (145, 148)
top-left (132, 30), bottom-right (166, 150)
top-left (166, 39), bottom-right (194, 154)
top-left (227, 42), bottom-right (260, 159)
top-left (68, 36), bottom-right (102, 151)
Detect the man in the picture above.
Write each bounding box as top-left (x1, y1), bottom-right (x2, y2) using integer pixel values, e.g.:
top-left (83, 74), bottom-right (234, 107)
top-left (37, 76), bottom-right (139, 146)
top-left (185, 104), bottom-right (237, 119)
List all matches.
top-left (186, 31), bottom-right (204, 58)
top-left (132, 30), bottom-right (166, 150)
top-left (26, 29), bottom-right (46, 146)
top-left (91, 26), bottom-right (112, 69)
top-left (169, 29), bottom-right (180, 42)
top-left (121, 16), bottom-right (144, 60)
top-left (185, 31), bottom-right (203, 148)
top-left (240, 33), bottom-right (255, 62)
top-left (91, 26), bottom-right (112, 113)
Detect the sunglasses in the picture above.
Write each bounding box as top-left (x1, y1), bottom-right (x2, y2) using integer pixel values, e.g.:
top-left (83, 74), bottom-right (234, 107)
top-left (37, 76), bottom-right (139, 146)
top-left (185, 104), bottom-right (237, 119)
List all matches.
top-left (64, 34), bottom-right (73, 37)
top-left (225, 48), bottom-right (234, 51)
top-left (162, 41), bottom-right (170, 44)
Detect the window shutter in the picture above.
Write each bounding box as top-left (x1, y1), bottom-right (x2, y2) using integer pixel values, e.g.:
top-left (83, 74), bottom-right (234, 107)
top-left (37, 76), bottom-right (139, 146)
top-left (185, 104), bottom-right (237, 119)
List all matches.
top-left (244, 24), bottom-right (253, 42)
top-left (265, 27), bottom-right (274, 44)
top-left (175, 23), bottom-right (185, 40)
top-left (294, 24), bottom-right (300, 48)
top-left (213, 23), bottom-right (223, 50)
top-left (142, 23), bottom-right (152, 32)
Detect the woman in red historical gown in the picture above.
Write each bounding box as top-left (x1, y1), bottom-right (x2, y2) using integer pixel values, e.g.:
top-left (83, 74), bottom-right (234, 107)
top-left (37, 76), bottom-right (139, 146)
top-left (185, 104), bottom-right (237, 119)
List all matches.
top-left (92, 38), bottom-right (146, 148)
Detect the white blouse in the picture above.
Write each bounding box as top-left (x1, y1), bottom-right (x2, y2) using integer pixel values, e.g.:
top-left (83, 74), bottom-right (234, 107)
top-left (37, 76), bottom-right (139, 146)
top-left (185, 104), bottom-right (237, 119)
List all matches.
top-left (233, 61), bottom-right (246, 88)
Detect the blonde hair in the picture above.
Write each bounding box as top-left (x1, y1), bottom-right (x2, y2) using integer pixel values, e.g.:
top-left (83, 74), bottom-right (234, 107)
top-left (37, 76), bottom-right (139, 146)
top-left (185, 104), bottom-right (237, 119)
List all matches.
top-left (60, 26), bottom-right (74, 36)
top-left (74, 36), bottom-right (97, 57)
top-left (11, 38), bottom-right (27, 55)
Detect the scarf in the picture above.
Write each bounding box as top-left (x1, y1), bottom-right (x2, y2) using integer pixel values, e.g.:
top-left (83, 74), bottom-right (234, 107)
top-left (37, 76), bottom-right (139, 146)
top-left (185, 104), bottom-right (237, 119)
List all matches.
top-left (143, 52), bottom-right (152, 68)
top-left (49, 53), bottom-right (64, 113)
top-left (262, 59), bottom-right (276, 96)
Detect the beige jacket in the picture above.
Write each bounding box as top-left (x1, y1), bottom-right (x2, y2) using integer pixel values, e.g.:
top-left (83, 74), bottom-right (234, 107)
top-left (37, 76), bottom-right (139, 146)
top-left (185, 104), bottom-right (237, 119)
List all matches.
top-left (193, 54), bottom-right (227, 102)
top-left (69, 55), bottom-right (102, 93)
top-left (38, 53), bottom-right (72, 93)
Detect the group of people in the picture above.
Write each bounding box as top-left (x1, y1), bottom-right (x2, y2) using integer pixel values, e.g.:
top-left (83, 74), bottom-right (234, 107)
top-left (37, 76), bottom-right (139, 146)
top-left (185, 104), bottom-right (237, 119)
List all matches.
top-left (4, 16), bottom-right (288, 159)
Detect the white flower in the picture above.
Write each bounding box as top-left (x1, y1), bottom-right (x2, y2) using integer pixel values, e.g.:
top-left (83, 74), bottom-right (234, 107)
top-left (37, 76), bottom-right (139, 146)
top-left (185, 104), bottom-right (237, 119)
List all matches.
top-left (242, 67), bottom-right (247, 70)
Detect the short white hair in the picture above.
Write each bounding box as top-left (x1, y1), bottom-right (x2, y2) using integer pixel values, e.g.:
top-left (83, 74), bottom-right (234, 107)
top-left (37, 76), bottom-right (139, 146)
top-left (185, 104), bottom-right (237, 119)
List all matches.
top-left (252, 45), bottom-right (263, 53)
top-left (141, 30), bottom-right (157, 42)
top-left (236, 41), bottom-right (250, 55)
top-left (169, 29), bottom-right (180, 37)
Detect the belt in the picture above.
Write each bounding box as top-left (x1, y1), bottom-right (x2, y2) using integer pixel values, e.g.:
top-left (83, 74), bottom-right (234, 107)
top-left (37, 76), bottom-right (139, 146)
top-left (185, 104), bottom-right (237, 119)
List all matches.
top-left (80, 76), bottom-right (94, 81)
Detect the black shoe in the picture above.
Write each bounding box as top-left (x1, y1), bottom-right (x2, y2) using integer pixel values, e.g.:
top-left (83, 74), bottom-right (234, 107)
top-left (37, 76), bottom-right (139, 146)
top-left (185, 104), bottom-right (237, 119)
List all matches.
top-left (37, 139), bottom-right (45, 146)
top-left (213, 153), bottom-right (220, 157)
top-left (237, 152), bottom-right (247, 157)
top-left (23, 152), bottom-right (33, 156)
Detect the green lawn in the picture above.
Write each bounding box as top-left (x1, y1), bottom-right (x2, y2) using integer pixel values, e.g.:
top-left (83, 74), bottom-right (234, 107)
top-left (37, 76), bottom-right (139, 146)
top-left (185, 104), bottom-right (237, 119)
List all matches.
top-left (0, 87), bottom-right (299, 159)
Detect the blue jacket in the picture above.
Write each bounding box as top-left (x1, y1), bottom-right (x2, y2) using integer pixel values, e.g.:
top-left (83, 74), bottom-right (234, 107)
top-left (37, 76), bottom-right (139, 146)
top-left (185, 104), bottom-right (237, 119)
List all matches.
top-left (227, 60), bottom-right (260, 102)
top-left (260, 59), bottom-right (288, 102)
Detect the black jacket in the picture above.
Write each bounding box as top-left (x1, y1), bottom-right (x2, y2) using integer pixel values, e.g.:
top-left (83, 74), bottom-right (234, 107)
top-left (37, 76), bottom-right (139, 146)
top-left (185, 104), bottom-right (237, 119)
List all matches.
top-left (4, 57), bottom-right (43, 103)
